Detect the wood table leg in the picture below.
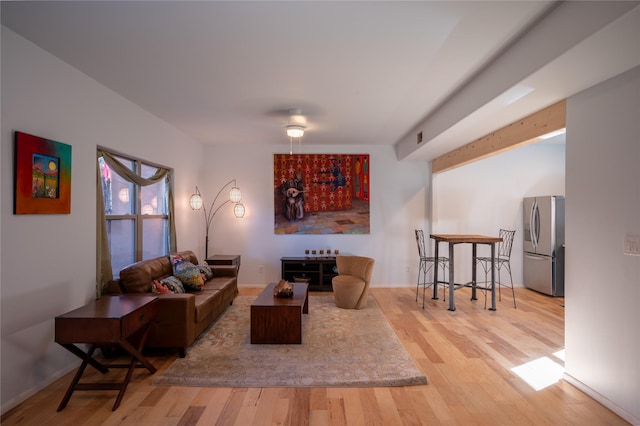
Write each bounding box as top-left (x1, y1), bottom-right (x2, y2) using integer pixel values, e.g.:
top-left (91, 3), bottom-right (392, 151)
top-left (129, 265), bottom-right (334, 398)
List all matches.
top-left (57, 324), bottom-right (157, 412)
top-left (57, 344), bottom-right (101, 411)
top-left (303, 287), bottom-right (309, 314)
top-left (60, 343), bottom-right (109, 374)
top-left (111, 322), bottom-right (156, 410)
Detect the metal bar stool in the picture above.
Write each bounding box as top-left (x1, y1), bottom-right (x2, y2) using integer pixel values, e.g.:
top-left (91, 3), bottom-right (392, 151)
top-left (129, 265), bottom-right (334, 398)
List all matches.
top-left (415, 229), bottom-right (449, 309)
top-left (476, 229), bottom-right (517, 308)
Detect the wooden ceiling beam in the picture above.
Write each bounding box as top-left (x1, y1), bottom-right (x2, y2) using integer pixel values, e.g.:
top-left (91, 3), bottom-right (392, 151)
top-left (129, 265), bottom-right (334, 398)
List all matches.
top-left (431, 100), bottom-right (566, 174)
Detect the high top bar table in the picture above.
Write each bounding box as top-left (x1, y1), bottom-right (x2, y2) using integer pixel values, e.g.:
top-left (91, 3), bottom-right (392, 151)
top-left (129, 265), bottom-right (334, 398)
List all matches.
top-left (430, 234), bottom-right (502, 311)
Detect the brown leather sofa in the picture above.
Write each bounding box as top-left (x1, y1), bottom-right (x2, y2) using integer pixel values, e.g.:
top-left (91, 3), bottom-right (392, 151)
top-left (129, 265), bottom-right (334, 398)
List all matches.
top-left (106, 250), bottom-right (238, 357)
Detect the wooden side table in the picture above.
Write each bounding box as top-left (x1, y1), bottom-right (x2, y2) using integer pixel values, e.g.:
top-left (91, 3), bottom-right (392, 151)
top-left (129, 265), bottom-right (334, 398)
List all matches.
top-left (206, 254), bottom-right (241, 273)
top-left (54, 295), bottom-right (158, 411)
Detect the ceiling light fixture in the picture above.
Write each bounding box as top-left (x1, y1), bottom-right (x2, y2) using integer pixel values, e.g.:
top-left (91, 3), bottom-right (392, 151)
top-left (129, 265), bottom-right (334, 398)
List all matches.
top-left (285, 109), bottom-right (307, 155)
top-left (286, 125), bottom-right (305, 138)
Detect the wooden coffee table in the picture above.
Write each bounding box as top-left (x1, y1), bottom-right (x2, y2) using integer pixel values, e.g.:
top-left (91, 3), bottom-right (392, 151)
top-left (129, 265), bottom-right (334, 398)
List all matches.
top-left (250, 282), bottom-right (309, 344)
top-left (54, 295), bottom-right (158, 411)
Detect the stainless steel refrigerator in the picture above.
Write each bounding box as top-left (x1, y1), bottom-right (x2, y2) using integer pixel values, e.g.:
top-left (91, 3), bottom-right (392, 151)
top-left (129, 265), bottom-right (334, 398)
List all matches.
top-left (523, 196), bottom-right (565, 296)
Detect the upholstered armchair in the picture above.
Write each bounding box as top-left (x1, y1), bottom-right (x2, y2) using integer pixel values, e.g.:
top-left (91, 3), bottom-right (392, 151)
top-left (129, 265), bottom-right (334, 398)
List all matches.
top-left (331, 255), bottom-right (375, 309)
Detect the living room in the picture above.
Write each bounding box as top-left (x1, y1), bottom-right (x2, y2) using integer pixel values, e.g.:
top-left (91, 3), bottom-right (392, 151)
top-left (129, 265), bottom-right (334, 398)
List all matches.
top-left (1, 2), bottom-right (639, 424)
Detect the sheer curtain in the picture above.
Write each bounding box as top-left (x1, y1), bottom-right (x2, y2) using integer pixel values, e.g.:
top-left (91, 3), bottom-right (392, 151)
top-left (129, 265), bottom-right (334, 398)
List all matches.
top-left (96, 149), bottom-right (176, 297)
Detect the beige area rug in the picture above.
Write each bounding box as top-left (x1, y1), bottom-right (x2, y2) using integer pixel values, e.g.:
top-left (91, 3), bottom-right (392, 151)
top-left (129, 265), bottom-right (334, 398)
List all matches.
top-left (152, 295), bottom-right (428, 388)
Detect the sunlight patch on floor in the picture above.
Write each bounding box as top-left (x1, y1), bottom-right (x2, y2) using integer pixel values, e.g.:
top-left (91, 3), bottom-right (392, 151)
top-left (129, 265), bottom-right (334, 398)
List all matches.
top-left (511, 356), bottom-right (565, 391)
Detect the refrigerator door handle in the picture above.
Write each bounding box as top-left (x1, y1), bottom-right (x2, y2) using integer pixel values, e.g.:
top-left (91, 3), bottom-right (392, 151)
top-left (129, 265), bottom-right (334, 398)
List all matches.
top-left (525, 252), bottom-right (548, 261)
top-left (536, 200), bottom-right (540, 249)
top-left (530, 200), bottom-right (539, 249)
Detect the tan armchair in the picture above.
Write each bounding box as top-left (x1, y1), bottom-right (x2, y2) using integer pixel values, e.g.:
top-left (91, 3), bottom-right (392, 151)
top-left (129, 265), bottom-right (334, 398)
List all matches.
top-left (331, 255), bottom-right (375, 309)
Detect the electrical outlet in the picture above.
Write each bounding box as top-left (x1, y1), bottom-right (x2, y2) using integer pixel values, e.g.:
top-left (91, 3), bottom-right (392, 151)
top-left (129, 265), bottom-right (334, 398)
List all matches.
top-left (624, 234), bottom-right (640, 256)
top-left (258, 265), bottom-right (264, 273)
top-left (405, 264), bottom-right (411, 273)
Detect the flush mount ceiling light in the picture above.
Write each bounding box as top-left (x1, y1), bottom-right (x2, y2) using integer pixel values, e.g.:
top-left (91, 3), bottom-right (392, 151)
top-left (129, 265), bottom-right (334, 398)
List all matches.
top-left (285, 109), bottom-right (307, 155)
top-left (286, 124), bottom-right (305, 138)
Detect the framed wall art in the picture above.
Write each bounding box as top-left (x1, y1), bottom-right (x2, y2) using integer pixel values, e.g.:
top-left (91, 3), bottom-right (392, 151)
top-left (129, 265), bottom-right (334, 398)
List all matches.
top-left (14, 131), bottom-right (72, 214)
top-left (274, 153), bottom-right (370, 234)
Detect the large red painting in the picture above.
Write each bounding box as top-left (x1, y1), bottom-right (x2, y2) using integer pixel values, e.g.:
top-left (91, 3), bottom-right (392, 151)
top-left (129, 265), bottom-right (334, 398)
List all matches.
top-left (274, 154), bottom-right (370, 234)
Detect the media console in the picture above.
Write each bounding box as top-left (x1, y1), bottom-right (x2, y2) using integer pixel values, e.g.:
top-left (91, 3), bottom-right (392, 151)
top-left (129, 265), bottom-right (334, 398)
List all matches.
top-left (280, 256), bottom-right (337, 292)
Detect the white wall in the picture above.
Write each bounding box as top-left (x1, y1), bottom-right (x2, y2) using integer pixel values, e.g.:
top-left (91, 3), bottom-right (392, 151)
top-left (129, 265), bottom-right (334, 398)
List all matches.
top-left (564, 66), bottom-right (640, 424)
top-left (432, 143), bottom-right (565, 284)
top-left (0, 27), bottom-right (204, 413)
top-left (199, 144), bottom-right (430, 287)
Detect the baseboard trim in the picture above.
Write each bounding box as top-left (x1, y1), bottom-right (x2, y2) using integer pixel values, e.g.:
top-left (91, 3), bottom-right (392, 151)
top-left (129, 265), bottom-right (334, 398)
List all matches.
top-left (1, 364), bottom-right (76, 415)
top-left (563, 373), bottom-right (639, 425)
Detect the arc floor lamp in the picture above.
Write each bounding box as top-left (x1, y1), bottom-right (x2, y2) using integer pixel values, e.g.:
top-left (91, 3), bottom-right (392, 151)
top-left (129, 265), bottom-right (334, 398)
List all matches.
top-left (190, 179), bottom-right (245, 259)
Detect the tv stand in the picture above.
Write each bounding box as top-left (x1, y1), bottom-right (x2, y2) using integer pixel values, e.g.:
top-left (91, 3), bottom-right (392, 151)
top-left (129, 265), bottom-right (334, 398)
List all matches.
top-left (281, 256), bottom-right (337, 292)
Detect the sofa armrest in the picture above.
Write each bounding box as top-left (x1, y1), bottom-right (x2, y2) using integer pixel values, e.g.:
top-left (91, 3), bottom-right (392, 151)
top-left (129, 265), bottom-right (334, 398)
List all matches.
top-left (104, 280), bottom-right (124, 295)
top-left (211, 265), bottom-right (238, 278)
top-left (154, 293), bottom-right (196, 324)
top-left (145, 293), bottom-right (196, 352)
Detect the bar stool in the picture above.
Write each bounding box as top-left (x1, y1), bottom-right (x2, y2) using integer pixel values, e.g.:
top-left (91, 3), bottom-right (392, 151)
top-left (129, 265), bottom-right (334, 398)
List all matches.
top-left (476, 229), bottom-right (516, 308)
top-left (415, 229), bottom-right (449, 308)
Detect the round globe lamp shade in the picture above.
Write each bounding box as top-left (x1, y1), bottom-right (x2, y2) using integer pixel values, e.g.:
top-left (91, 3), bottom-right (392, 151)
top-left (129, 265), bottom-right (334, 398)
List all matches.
top-left (234, 203), bottom-right (246, 218)
top-left (229, 187), bottom-right (242, 203)
top-left (189, 193), bottom-right (203, 210)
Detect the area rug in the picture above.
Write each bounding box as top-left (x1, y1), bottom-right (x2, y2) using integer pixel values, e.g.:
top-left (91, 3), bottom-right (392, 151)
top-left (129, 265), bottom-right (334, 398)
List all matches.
top-left (152, 295), bottom-right (428, 388)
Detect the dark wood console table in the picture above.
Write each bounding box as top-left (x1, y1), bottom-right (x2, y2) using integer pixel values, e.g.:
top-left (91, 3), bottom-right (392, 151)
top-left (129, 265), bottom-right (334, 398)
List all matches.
top-left (281, 256), bottom-right (337, 291)
top-left (54, 295), bottom-right (158, 411)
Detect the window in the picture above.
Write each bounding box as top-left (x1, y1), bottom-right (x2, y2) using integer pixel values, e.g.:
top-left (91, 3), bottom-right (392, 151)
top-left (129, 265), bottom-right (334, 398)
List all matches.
top-left (97, 149), bottom-right (174, 279)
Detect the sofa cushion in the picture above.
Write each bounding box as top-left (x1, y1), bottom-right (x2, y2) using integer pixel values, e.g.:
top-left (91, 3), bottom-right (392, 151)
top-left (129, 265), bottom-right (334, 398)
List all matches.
top-left (202, 276), bottom-right (236, 292)
top-left (193, 291), bottom-right (221, 323)
top-left (119, 256), bottom-right (172, 293)
top-left (152, 276), bottom-right (185, 294)
top-left (171, 255), bottom-right (205, 291)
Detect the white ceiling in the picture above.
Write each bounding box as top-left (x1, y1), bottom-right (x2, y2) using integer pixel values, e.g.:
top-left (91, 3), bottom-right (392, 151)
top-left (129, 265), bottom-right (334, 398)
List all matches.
top-left (2, 1), bottom-right (639, 161)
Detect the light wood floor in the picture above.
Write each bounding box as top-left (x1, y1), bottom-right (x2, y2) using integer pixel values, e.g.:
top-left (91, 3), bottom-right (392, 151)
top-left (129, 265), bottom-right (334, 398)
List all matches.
top-left (1, 287), bottom-right (629, 425)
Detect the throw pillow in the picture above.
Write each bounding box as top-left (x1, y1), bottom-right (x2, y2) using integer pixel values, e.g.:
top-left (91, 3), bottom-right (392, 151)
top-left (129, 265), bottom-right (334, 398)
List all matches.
top-left (171, 255), bottom-right (205, 291)
top-left (152, 280), bottom-right (171, 294)
top-left (175, 268), bottom-right (205, 291)
top-left (152, 276), bottom-right (185, 294)
top-left (197, 263), bottom-right (214, 280)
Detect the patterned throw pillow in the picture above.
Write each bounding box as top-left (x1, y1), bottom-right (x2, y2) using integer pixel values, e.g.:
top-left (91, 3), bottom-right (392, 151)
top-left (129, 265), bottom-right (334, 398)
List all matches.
top-left (197, 263), bottom-right (214, 280)
top-left (152, 276), bottom-right (185, 294)
top-left (170, 255), bottom-right (205, 291)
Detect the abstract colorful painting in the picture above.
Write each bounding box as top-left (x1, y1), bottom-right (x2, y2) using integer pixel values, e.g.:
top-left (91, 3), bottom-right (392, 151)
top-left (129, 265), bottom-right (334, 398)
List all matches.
top-left (274, 153), bottom-right (370, 234)
top-left (14, 131), bottom-right (72, 214)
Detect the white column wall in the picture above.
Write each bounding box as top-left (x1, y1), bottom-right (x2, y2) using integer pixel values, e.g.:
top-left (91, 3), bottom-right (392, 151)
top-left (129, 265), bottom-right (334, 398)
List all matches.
top-left (564, 65), bottom-right (640, 424)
